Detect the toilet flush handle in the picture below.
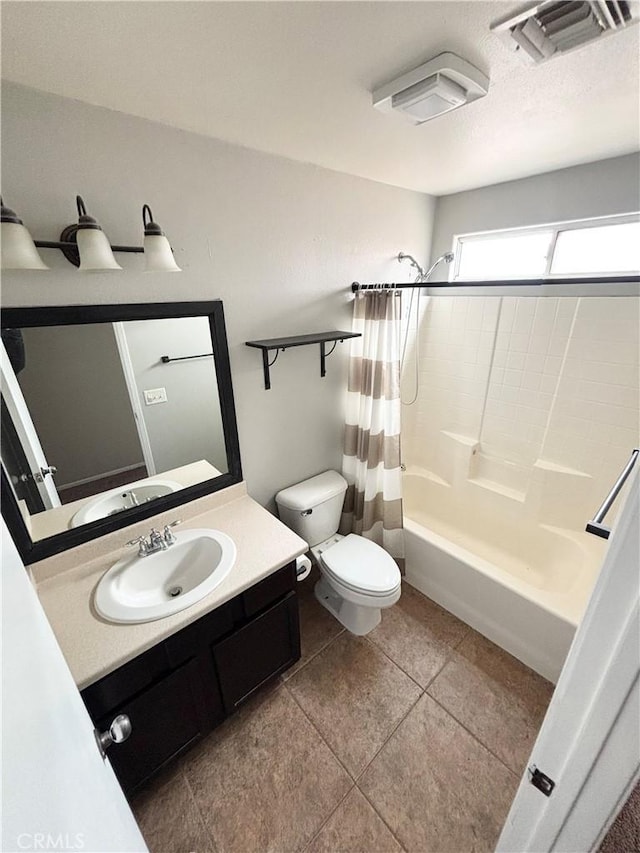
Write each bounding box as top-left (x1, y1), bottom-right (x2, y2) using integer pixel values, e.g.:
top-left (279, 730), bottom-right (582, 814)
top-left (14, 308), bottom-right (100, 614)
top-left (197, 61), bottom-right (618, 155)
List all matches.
top-left (300, 509), bottom-right (312, 517)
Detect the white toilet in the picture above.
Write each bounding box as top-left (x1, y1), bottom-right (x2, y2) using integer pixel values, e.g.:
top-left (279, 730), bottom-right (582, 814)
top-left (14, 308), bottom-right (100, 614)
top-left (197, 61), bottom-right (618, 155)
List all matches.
top-left (275, 470), bottom-right (401, 635)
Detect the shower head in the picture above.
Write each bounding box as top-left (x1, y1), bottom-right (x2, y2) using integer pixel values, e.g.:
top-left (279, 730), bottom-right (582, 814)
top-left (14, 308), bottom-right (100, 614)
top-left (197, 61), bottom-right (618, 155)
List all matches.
top-left (422, 251), bottom-right (454, 282)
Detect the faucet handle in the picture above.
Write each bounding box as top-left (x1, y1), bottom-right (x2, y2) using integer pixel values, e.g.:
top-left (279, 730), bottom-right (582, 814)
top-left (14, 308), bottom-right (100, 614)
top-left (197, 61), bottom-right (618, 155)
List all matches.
top-left (163, 519), bottom-right (182, 545)
top-left (126, 535), bottom-right (149, 556)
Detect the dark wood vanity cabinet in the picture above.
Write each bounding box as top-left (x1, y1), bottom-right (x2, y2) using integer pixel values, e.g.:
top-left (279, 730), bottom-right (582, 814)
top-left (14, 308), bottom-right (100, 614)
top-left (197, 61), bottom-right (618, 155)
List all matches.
top-left (214, 592), bottom-right (299, 712)
top-left (81, 562), bottom-right (300, 794)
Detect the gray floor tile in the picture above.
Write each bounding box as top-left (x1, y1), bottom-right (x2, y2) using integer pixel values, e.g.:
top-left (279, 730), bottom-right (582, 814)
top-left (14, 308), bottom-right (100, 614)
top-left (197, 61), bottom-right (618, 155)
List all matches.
top-left (183, 684), bottom-right (352, 853)
top-left (428, 631), bottom-right (554, 774)
top-left (132, 770), bottom-right (215, 853)
top-left (307, 788), bottom-right (403, 853)
top-left (360, 693), bottom-right (518, 853)
top-left (287, 632), bottom-right (422, 778)
top-left (368, 583), bottom-right (470, 687)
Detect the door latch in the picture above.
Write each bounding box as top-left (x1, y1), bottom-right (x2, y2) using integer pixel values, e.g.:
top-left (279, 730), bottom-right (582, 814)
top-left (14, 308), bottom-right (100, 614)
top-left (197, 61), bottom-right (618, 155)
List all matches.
top-left (22, 466), bottom-right (58, 483)
top-left (528, 765), bottom-right (555, 797)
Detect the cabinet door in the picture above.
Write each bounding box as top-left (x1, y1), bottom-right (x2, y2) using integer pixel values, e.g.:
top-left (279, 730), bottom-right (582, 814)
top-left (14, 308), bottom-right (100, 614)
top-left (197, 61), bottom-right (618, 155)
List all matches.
top-left (213, 592), bottom-right (300, 713)
top-left (98, 657), bottom-right (214, 794)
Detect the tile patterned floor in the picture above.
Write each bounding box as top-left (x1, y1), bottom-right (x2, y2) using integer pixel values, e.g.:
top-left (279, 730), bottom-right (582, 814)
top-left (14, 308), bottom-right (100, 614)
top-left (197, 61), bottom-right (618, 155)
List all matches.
top-left (131, 573), bottom-right (554, 853)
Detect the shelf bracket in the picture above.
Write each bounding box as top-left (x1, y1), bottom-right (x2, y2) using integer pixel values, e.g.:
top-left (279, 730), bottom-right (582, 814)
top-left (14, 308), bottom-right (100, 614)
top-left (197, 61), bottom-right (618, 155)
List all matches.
top-left (320, 340), bottom-right (339, 378)
top-left (261, 348), bottom-right (283, 390)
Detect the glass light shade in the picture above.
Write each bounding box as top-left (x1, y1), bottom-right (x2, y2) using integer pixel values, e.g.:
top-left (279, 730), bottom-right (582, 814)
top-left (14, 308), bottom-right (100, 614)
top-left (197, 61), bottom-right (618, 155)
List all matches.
top-left (76, 228), bottom-right (122, 271)
top-left (1, 221), bottom-right (49, 270)
top-left (143, 233), bottom-right (181, 272)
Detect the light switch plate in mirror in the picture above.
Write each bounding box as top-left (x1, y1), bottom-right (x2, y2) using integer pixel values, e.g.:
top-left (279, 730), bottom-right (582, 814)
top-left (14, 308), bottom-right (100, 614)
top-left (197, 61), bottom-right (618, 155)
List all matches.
top-left (1, 301), bottom-right (242, 564)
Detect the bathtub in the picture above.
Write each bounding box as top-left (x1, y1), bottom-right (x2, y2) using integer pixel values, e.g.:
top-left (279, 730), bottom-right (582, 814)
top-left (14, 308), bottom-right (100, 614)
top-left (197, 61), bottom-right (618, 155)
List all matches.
top-left (403, 469), bottom-right (607, 682)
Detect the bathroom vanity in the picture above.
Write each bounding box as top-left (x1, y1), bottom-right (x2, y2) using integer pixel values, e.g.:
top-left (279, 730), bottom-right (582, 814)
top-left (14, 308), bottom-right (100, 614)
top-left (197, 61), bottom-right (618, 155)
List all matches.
top-left (82, 560), bottom-right (299, 794)
top-left (31, 484), bottom-right (308, 796)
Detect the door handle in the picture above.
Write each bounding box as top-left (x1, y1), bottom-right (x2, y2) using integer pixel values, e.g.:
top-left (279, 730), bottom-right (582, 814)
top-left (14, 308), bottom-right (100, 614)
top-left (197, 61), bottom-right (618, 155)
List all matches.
top-left (95, 714), bottom-right (132, 758)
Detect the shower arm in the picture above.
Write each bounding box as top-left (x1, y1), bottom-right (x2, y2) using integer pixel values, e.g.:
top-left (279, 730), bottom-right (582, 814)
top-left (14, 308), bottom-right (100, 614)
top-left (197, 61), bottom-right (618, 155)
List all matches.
top-left (397, 252), bottom-right (426, 279)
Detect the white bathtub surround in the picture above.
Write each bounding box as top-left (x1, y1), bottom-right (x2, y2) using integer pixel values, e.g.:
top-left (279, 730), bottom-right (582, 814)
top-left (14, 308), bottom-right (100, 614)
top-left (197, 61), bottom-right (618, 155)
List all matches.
top-left (403, 295), bottom-right (639, 533)
top-left (400, 294), bottom-right (639, 678)
top-left (341, 290), bottom-right (404, 568)
top-left (403, 462), bottom-right (606, 682)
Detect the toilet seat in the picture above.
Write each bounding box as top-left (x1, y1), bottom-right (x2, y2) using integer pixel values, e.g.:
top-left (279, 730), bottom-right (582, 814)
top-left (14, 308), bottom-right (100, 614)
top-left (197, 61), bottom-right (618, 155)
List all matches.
top-left (319, 534), bottom-right (401, 596)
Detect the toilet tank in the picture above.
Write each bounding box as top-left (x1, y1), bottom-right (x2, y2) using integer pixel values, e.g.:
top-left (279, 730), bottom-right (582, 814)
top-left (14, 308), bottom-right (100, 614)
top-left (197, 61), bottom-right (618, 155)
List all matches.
top-left (275, 471), bottom-right (348, 547)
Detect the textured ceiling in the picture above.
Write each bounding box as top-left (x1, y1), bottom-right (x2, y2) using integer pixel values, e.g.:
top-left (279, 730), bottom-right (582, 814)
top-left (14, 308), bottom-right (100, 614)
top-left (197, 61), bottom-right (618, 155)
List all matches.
top-left (2, 1), bottom-right (639, 195)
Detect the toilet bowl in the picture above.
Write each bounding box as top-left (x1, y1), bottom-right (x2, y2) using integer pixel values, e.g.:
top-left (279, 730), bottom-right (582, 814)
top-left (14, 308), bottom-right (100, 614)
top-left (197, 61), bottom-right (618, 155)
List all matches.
top-left (311, 532), bottom-right (401, 634)
top-left (275, 471), bottom-right (401, 636)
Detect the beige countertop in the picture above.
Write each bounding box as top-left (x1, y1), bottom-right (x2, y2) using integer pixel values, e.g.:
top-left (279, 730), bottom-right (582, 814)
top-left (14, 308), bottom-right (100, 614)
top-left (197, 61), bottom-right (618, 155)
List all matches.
top-left (33, 483), bottom-right (308, 690)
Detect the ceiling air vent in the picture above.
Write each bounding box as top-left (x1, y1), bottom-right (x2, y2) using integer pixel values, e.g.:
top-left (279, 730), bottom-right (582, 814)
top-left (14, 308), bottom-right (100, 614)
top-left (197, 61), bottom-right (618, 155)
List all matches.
top-left (492, 1), bottom-right (639, 63)
top-left (372, 52), bottom-right (489, 125)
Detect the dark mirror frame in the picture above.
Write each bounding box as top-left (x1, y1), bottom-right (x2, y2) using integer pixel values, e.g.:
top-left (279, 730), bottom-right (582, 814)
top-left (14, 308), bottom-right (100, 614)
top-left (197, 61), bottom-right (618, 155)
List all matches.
top-left (1, 301), bottom-right (242, 565)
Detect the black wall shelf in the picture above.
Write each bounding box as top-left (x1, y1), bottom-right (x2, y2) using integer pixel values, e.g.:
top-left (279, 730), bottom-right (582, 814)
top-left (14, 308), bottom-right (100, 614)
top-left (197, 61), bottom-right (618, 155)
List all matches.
top-left (245, 331), bottom-right (361, 390)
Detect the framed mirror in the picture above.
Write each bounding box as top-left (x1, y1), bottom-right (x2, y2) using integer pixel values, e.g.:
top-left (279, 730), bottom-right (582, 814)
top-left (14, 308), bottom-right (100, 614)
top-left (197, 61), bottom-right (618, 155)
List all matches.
top-left (1, 301), bottom-right (242, 564)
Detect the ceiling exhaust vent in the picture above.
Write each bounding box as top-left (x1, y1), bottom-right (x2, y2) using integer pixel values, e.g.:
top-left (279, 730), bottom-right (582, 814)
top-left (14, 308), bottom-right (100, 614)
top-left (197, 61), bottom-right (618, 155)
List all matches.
top-left (492, 1), bottom-right (639, 64)
top-left (372, 52), bottom-right (489, 124)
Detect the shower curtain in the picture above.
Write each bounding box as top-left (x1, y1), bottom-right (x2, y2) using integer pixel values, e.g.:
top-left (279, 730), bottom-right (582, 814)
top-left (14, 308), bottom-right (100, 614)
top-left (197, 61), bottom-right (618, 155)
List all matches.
top-left (340, 289), bottom-right (404, 570)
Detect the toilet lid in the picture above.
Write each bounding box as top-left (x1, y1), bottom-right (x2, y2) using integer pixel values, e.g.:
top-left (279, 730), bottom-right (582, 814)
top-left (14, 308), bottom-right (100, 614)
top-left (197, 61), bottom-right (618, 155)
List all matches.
top-left (321, 534), bottom-right (401, 595)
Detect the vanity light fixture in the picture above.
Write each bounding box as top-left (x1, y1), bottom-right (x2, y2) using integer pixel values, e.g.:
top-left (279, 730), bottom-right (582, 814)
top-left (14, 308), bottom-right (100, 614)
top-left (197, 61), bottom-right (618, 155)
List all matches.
top-left (1, 195), bottom-right (181, 272)
top-left (142, 204), bottom-right (181, 272)
top-left (0, 198), bottom-right (49, 270)
top-left (63, 196), bottom-right (122, 271)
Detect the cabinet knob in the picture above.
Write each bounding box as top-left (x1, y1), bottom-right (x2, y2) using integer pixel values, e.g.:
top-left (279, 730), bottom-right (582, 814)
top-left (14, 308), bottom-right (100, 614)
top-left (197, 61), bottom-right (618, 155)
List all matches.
top-left (95, 714), bottom-right (132, 758)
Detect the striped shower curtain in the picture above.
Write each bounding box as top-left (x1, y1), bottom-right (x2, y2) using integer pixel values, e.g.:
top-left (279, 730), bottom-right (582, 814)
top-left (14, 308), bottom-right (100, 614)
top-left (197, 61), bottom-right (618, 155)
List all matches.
top-left (340, 289), bottom-right (404, 570)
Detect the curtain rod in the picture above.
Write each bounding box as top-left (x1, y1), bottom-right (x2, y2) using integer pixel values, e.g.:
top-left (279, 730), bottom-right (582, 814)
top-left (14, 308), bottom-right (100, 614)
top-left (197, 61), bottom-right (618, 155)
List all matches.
top-left (350, 275), bottom-right (640, 292)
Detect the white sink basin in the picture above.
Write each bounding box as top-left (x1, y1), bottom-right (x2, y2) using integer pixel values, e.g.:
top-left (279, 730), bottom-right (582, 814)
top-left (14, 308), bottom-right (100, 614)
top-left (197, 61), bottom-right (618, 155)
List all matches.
top-left (71, 478), bottom-right (182, 528)
top-left (95, 528), bottom-right (236, 624)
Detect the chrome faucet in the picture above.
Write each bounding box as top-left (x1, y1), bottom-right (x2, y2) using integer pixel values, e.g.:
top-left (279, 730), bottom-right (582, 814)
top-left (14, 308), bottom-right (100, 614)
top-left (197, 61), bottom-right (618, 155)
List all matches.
top-left (126, 520), bottom-right (182, 557)
top-left (148, 528), bottom-right (167, 552)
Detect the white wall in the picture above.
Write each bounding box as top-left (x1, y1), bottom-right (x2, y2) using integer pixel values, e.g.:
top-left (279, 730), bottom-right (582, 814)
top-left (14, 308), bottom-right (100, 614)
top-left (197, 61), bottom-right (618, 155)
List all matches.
top-left (1, 81), bottom-right (435, 508)
top-left (430, 153), bottom-right (640, 278)
top-left (121, 317), bottom-right (227, 474)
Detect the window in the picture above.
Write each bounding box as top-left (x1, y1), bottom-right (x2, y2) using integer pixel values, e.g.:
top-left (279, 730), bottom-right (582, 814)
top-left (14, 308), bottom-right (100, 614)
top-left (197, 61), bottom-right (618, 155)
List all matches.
top-left (551, 221), bottom-right (640, 276)
top-left (452, 215), bottom-right (640, 281)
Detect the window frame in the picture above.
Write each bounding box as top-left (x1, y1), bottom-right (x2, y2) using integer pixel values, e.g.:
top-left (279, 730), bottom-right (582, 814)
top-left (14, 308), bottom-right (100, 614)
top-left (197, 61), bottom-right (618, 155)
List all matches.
top-left (450, 212), bottom-right (640, 282)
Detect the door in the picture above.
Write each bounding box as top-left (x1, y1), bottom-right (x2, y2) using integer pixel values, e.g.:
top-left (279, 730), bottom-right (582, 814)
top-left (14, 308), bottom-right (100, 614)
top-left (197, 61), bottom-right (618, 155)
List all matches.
top-left (497, 467), bottom-right (640, 852)
top-left (0, 339), bottom-right (61, 509)
top-left (112, 322), bottom-right (157, 476)
top-left (1, 520), bottom-right (147, 852)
